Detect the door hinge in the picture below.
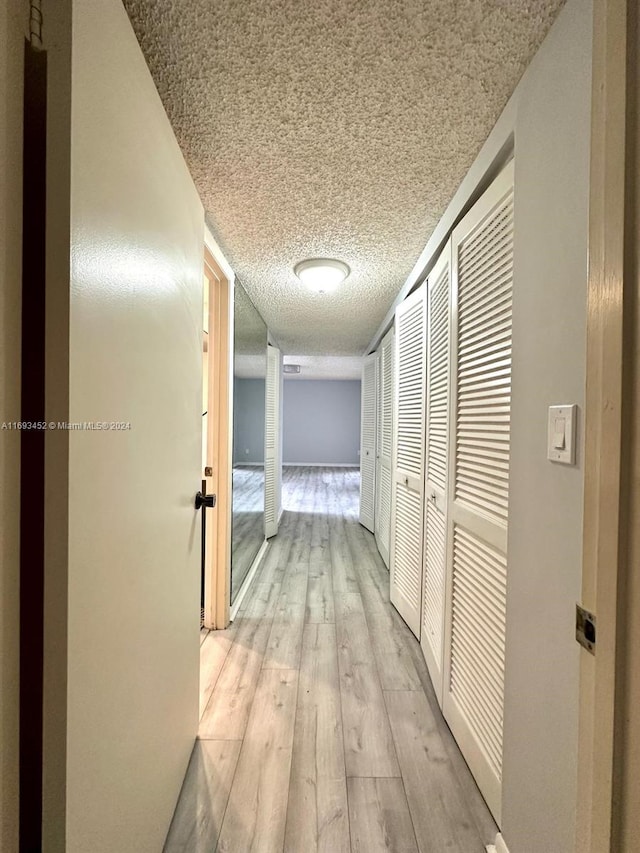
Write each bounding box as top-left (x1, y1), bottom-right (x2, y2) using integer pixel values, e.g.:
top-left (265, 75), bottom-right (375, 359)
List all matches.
top-left (576, 604), bottom-right (596, 655)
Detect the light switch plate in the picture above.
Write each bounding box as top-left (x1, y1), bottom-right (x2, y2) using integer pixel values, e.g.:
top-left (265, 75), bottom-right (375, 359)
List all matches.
top-left (547, 404), bottom-right (577, 464)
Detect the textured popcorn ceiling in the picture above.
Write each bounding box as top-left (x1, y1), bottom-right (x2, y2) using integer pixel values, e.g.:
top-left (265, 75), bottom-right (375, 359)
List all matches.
top-left (125, 0), bottom-right (564, 358)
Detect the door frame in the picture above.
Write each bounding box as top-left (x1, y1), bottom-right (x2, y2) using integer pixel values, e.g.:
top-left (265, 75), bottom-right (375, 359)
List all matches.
top-left (202, 244), bottom-right (233, 630)
top-left (575, 0), bottom-right (639, 849)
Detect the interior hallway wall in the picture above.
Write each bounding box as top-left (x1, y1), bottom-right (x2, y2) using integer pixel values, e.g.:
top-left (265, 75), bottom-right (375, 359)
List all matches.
top-left (233, 378), bottom-right (265, 464)
top-left (283, 379), bottom-right (361, 466)
top-left (502, 0), bottom-right (592, 850)
top-left (44, 1), bottom-right (204, 849)
top-left (0, 4), bottom-right (24, 850)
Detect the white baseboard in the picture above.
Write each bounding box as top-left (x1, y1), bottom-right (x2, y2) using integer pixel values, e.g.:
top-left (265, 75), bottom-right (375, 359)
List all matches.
top-left (486, 833), bottom-right (510, 853)
top-left (282, 462), bottom-right (359, 468)
top-left (229, 538), bottom-right (269, 621)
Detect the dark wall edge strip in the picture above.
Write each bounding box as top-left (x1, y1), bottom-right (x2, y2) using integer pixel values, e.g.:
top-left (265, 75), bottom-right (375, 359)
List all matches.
top-left (19, 39), bottom-right (48, 853)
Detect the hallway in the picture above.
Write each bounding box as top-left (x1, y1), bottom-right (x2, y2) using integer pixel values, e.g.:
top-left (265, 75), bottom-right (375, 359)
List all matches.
top-left (166, 467), bottom-right (496, 852)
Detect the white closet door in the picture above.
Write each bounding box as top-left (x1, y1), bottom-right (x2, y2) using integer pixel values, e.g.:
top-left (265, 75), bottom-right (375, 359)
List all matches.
top-left (421, 244), bottom-right (451, 703)
top-left (390, 284), bottom-right (426, 638)
top-left (265, 345), bottom-right (281, 539)
top-left (359, 352), bottom-right (378, 533)
top-left (442, 161), bottom-right (514, 825)
top-left (375, 326), bottom-right (394, 569)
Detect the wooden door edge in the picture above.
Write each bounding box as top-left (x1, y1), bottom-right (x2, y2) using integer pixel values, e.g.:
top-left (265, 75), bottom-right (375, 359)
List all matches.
top-left (575, 1), bottom-right (628, 850)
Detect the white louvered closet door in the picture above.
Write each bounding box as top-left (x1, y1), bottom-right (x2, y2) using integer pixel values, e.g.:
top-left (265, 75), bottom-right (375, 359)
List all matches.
top-left (390, 284), bottom-right (426, 638)
top-left (442, 161), bottom-right (514, 825)
top-left (359, 352), bottom-right (378, 533)
top-left (264, 345), bottom-right (281, 539)
top-left (375, 326), bottom-right (394, 569)
top-left (421, 244), bottom-right (451, 704)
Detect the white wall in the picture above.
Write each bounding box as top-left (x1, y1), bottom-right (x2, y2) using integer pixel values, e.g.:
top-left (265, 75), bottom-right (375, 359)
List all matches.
top-left (43, 1), bottom-right (204, 849)
top-left (503, 2), bottom-right (592, 851)
top-left (0, 5), bottom-right (24, 851)
top-left (283, 379), bottom-right (361, 465)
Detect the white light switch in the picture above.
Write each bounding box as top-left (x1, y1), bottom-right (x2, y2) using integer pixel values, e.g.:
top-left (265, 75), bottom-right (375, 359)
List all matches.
top-left (548, 405), bottom-right (577, 464)
top-left (553, 418), bottom-right (566, 449)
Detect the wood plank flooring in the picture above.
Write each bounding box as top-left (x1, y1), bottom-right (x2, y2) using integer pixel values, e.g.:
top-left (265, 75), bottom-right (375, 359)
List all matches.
top-left (165, 466), bottom-right (496, 852)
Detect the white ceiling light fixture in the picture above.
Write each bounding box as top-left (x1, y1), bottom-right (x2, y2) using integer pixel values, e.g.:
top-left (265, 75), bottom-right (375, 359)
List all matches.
top-left (294, 258), bottom-right (350, 294)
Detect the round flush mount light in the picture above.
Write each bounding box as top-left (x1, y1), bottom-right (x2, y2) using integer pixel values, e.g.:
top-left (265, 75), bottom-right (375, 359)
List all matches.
top-left (294, 258), bottom-right (350, 294)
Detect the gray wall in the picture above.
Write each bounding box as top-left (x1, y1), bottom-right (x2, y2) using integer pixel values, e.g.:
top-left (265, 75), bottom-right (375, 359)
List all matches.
top-left (283, 380), bottom-right (361, 465)
top-left (0, 6), bottom-right (23, 849)
top-left (233, 378), bottom-right (266, 464)
top-left (502, 1), bottom-right (591, 850)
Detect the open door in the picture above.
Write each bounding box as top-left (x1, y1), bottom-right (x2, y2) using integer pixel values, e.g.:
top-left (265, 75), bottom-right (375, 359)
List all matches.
top-left (202, 247), bottom-right (233, 630)
top-left (41, 2), bottom-right (214, 848)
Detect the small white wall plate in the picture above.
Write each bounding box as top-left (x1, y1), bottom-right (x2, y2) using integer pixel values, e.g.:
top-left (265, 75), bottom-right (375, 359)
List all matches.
top-left (547, 404), bottom-right (577, 465)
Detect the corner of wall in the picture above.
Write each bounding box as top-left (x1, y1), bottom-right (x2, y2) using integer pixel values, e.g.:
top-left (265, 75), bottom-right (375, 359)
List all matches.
top-left (204, 224), bottom-right (235, 284)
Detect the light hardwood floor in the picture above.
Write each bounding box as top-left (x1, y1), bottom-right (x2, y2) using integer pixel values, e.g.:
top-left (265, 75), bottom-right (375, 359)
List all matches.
top-left (166, 466), bottom-right (496, 852)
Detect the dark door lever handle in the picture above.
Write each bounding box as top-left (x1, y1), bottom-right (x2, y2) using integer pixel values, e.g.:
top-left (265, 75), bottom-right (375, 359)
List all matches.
top-left (195, 491), bottom-right (216, 510)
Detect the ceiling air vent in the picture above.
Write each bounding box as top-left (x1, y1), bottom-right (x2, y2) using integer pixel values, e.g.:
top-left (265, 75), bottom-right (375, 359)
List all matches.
top-left (283, 364), bottom-right (301, 374)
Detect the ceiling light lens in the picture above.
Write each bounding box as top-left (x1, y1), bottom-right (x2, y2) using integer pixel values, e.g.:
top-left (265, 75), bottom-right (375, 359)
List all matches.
top-left (294, 259), bottom-right (350, 293)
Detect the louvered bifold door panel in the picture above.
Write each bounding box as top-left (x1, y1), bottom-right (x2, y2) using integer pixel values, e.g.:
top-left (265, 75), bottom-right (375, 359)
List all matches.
top-left (264, 345), bottom-right (281, 539)
top-left (421, 245), bottom-right (451, 704)
top-left (375, 326), bottom-right (394, 569)
top-left (359, 352), bottom-right (378, 533)
top-left (390, 285), bottom-right (426, 638)
top-left (442, 160), bottom-right (514, 826)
